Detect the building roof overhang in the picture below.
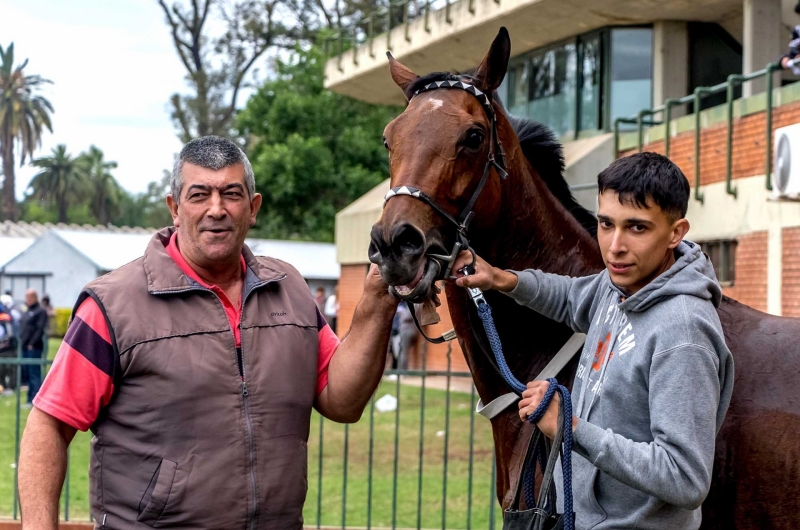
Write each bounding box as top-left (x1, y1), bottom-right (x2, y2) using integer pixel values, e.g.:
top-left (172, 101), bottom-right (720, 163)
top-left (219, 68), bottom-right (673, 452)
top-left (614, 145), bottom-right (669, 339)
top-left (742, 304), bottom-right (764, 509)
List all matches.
top-left (324, 0), bottom-right (744, 105)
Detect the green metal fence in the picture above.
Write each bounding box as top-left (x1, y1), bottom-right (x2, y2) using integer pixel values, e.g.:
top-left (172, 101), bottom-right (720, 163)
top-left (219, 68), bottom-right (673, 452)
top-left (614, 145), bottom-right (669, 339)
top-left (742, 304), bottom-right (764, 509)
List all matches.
top-left (613, 62), bottom-right (782, 204)
top-left (0, 343), bottom-right (503, 528)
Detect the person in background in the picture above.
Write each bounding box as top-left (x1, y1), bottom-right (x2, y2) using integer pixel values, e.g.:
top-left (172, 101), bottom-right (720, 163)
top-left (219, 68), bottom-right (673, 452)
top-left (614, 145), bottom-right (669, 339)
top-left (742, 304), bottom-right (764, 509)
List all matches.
top-left (325, 285), bottom-right (339, 334)
top-left (40, 296), bottom-right (55, 357)
top-left (1, 292), bottom-right (22, 338)
top-left (20, 289), bottom-right (48, 407)
top-left (314, 287), bottom-right (327, 320)
top-left (395, 302), bottom-right (419, 370)
top-left (780, 2), bottom-right (800, 73)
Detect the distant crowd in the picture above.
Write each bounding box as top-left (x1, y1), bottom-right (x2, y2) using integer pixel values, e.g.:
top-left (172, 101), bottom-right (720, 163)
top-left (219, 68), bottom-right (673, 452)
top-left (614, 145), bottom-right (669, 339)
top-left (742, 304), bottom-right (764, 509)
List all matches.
top-left (0, 289), bottom-right (53, 406)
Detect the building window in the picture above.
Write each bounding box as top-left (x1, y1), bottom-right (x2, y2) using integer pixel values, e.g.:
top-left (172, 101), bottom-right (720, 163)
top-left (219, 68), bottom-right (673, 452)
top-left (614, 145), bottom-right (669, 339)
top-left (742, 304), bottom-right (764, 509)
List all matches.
top-left (609, 28), bottom-right (653, 129)
top-left (700, 240), bottom-right (737, 284)
top-left (500, 25), bottom-right (652, 139)
top-left (528, 42), bottom-right (577, 137)
top-left (578, 33), bottom-right (602, 132)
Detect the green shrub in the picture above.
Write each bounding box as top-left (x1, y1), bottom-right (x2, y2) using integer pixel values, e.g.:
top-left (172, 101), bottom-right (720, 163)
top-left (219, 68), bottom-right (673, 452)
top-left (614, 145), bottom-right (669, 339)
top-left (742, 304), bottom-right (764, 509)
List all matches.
top-left (53, 308), bottom-right (72, 337)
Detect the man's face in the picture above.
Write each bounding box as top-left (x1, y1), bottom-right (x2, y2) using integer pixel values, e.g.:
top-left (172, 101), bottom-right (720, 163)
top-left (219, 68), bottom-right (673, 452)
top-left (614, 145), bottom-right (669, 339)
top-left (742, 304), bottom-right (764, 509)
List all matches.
top-left (596, 190), bottom-right (689, 295)
top-left (25, 290), bottom-right (37, 307)
top-left (166, 162), bottom-right (262, 268)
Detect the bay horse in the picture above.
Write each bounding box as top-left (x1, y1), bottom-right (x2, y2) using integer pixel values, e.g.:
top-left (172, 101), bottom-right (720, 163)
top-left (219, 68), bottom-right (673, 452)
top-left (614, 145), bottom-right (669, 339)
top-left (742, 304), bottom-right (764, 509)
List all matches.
top-left (369, 27), bottom-right (800, 528)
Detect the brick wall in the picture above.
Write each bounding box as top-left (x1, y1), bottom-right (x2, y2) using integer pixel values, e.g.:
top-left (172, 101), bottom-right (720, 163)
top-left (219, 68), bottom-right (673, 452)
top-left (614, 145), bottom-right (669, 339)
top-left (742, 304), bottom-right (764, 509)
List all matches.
top-left (336, 264), bottom-right (368, 339)
top-left (413, 287), bottom-right (468, 373)
top-left (722, 231), bottom-right (768, 312)
top-left (620, 100), bottom-right (800, 186)
top-left (782, 227), bottom-right (800, 317)
top-left (337, 265), bottom-right (468, 371)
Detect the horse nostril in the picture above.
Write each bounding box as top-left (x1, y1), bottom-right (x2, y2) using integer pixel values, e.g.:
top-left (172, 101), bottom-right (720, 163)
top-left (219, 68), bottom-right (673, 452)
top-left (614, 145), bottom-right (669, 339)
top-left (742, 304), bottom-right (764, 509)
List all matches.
top-left (368, 240), bottom-right (382, 264)
top-left (369, 225), bottom-right (389, 264)
top-left (391, 223), bottom-right (425, 259)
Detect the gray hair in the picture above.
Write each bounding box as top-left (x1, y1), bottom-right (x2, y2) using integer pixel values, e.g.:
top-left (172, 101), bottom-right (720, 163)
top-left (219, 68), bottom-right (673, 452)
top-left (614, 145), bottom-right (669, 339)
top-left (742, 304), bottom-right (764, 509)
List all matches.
top-left (171, 136), bottom-right (256, 203)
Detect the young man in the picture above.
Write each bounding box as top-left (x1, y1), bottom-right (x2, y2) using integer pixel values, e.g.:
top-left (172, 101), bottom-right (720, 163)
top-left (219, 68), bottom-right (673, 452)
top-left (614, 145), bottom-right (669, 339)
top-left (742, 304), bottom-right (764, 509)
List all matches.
top-left (455, 152), bottom-right (734, 529)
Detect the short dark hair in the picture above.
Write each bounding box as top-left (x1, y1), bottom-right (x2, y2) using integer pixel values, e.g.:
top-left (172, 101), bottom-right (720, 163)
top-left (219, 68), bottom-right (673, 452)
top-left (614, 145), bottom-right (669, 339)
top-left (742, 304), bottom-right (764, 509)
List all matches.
top-left (171, 136), bottom-right (255, 203)
top-left (597, 152), bottom-right (689, 220)
top-left (795, 0), bottom-right (800, 15)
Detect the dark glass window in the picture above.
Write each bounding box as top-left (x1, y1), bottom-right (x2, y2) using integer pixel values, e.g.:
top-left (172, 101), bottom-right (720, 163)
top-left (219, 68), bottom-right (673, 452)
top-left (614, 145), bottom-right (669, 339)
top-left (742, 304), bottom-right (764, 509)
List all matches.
top-left (579, 34), bottom-right (602, 131)
top-left (528, 43), bottom-right (577, 137)
top-left (507, 60), bottom-right (530, 117)
top-left (700, 240), bottom-right (737, 284)
top-left (688, 23), bottom-right (742, 111)
top-left (499, 25), bottom-right (653, 137)
top-left (609, 28), bottom-right (653, 127)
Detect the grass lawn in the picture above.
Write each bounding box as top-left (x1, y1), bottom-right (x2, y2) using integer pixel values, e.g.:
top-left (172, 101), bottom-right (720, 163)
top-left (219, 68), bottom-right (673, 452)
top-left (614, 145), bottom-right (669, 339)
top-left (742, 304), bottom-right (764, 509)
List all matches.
top-left (1, 339), bottom-right (503, 529)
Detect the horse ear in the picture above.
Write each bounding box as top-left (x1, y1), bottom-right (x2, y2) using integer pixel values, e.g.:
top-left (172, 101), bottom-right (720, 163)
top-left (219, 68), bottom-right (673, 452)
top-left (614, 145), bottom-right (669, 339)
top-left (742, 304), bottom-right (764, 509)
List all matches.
top-left (474, 27), bottom-right (511, 93)
top-left (387, 52), bottom-right (419, 100)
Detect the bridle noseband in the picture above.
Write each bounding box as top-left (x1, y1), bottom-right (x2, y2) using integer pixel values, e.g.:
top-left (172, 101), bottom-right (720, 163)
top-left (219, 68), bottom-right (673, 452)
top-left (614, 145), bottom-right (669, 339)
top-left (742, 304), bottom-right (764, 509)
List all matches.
top-left (383, 79), bottom-right (508, 281)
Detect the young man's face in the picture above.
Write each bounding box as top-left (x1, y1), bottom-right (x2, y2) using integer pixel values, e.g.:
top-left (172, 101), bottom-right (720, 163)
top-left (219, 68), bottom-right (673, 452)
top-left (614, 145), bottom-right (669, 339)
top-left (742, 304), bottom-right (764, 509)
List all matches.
top-left (596, 190), bottom-right (690, 295)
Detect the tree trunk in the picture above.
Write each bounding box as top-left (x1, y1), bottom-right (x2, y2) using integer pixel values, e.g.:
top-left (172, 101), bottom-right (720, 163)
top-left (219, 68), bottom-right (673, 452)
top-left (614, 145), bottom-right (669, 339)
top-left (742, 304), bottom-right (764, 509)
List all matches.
top-left (58, 191), bottom-right (68, 224)
top-left (1, 140), bottom-right (18, 221)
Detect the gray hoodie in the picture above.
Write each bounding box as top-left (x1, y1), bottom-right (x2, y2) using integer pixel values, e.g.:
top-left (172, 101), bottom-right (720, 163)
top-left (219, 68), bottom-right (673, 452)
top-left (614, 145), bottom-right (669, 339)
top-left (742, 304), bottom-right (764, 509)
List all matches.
top-left (505, 241), bottom-right (734, 530)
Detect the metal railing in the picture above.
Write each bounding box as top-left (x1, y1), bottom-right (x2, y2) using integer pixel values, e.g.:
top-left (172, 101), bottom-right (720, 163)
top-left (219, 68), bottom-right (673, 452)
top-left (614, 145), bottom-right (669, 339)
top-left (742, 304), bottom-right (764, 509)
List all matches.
top-left (0, 344), bottom-right (503, 528)
top-left (322, 0), bottom-right (487, 73)
top-left (614, 62), bottom-right (782, 204)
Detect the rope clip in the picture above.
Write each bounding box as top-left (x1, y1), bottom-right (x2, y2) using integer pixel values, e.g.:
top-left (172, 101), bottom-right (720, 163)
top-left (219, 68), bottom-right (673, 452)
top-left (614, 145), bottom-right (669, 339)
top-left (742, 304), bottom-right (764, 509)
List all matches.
top-left (459, 266), bottom-right (487, 307)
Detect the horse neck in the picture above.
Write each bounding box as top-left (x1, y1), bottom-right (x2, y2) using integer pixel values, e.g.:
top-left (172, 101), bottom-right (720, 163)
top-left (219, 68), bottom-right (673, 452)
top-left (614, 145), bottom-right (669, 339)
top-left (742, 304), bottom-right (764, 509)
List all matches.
top-left (477, 147), bottom-right (603, 275)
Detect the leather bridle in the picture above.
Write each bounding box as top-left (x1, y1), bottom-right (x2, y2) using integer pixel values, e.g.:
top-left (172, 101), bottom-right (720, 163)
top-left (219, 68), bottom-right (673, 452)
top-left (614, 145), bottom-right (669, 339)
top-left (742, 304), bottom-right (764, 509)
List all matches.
top-left (383, 78), bottom-right (508, 282)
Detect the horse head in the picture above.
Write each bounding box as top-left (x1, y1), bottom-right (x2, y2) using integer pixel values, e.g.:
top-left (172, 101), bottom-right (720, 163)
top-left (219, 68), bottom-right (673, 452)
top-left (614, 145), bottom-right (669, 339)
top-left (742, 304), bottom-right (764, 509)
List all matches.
top-left (369, 28), bottom-right (515, 303)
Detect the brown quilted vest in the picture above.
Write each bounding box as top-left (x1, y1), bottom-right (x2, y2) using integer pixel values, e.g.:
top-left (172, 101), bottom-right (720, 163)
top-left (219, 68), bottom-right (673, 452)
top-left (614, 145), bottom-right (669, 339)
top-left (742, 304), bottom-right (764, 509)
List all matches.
top-left (79, 228), bottom-right (318, 529)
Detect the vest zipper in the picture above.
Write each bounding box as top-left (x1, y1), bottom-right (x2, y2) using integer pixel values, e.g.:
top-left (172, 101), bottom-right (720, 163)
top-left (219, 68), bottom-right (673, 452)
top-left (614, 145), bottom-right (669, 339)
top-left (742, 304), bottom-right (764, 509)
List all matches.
top-left (239, 321), bottom-right (259, 530)
top-left (156, 275), bottom-right (286, 530)
top-left (239, 277), bottom-right (284, 530)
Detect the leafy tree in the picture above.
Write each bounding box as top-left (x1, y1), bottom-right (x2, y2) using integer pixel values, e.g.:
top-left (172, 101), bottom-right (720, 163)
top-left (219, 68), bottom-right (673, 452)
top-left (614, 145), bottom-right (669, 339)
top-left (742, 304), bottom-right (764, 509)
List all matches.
top-left (28, 145), bottom-right (89, 223)
top-left (81, 145), bottom-right (121, 225)
top-left (157, 0), bottom-right (401, 143)
top-left (0, 43), bottom-right (54, 221)
top-left (157, 0), bottom-right (318, 142)
top-left (114, 171), bottom-right (174, 229)
top-left (237, 45), bottom-right (399, 241)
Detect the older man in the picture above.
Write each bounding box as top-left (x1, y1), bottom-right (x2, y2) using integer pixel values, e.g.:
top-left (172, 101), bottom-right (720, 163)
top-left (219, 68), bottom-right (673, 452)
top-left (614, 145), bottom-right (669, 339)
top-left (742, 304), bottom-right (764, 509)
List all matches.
top-left (20, 289), bottom-right (48, 407)
top-left (18, 136), bottom-right (398, 529)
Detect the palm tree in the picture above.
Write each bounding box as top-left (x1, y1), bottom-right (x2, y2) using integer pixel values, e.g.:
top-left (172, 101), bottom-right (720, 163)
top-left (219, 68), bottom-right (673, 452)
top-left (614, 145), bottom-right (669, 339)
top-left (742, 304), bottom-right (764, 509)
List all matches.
top-left (0, 43), bottom-right (54, 221)
top-left (81, 145), bottom-right (120, 225)
top-left (29, 145), bottom-right (88, 223)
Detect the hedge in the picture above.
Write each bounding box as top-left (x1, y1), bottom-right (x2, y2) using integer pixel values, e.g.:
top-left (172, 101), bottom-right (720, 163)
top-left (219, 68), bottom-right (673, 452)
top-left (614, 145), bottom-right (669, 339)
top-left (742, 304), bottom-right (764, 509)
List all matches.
top-left (52, 308), bottom-right (72, 338)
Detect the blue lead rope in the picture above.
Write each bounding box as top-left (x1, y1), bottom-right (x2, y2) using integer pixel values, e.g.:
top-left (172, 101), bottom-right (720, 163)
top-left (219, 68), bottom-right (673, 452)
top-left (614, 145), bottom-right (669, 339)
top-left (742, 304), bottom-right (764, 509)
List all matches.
top-left (475, 300), bottom-right (574, 530)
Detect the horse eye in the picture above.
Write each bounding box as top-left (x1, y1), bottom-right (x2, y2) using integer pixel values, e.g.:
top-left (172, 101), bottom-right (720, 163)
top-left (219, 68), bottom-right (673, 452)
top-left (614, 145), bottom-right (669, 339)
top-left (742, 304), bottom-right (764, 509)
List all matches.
top-left (382, 136), bottom-right (390, 150)
top-left (463, 130), bottom-right (485, 150)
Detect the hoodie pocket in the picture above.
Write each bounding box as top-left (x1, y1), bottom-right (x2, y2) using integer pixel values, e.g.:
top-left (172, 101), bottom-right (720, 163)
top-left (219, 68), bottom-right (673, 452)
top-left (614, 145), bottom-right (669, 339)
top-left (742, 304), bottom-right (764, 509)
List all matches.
top-left (565, 456), bottom-right (606, 529)
top-left (136, 458), bottom-right (177, 527)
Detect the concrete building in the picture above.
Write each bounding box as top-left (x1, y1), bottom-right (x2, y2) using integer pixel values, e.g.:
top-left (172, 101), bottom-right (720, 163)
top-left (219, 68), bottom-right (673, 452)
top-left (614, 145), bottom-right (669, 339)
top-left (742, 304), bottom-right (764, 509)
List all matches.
top-left (0, 223), bottom-right (340, 308)
top-left (328, 0), bottom-right (800, 369)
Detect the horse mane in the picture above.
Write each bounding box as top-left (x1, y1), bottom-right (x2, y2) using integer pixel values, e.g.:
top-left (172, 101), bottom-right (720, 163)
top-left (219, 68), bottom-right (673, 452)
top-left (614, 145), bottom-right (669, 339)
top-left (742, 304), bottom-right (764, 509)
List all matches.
top-left (406, 71), bottom-right (597, 237)
top-left (505, 115), bottom-right (598, 237)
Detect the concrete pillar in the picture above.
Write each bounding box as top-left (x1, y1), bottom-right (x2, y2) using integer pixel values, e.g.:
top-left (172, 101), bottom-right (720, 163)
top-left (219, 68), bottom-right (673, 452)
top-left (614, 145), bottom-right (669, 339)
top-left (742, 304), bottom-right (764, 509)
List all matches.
top-left (767, 225), bottom-right (783, 316)
top-left (653, 21), bottom-right (689, 118)
top-left (743, 0), bottom-right (782, 96)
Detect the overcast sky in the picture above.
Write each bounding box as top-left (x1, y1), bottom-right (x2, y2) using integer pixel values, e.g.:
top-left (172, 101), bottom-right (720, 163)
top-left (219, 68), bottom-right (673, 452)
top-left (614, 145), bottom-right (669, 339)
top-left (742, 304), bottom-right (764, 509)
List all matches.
top-left (1, 0), bottom-right (190, 197)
